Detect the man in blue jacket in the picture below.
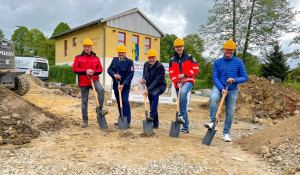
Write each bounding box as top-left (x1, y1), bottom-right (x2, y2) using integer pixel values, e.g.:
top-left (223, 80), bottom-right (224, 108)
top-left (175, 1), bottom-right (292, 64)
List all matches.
top-left (107, 45), bottom-right (134, 126)
top-left (141, 49), bottom-right (167, 129)
top-left (204, 40), bottom-right (248, 142)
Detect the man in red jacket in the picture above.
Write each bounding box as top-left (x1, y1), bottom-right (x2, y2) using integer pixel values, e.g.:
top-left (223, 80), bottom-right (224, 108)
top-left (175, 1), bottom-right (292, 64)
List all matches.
top-left (72, 39), bottom-right (108, 128)
top-left (169, 38), bottom-right (199, 133)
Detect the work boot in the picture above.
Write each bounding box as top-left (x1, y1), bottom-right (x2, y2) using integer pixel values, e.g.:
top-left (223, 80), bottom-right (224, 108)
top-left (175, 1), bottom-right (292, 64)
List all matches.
top-left (81, 120), bottom-right (88, 128)
top-left (177, 116), bottom-right (185, 124)
top-left (148, 116), bottom-right (154, 121)
top-left (101, 109), bottom-right (108, 116)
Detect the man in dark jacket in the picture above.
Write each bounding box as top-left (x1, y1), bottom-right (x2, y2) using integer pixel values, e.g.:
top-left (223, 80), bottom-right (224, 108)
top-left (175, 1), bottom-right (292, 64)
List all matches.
top-left (72, 39), bottom-right (108, 128)
top-left (204, 40), bottom-right (248, 142)
top-left (141, 49), bottom-right (167, 129)
top-left (107, 45), bottom-right (134, 126)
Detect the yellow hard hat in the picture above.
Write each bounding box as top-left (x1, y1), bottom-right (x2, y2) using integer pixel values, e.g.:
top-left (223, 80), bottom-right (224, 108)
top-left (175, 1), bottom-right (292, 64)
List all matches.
top-left (174, 38), bottom-right (184, 46)
top-left (117, 45), bottom-right (126, 52)
top-left (83, 39), bottom-right (93, 46)
top-left (223, 40), bottom-right (236, 49)
top-left (147, 49), bottom-right (157, 57)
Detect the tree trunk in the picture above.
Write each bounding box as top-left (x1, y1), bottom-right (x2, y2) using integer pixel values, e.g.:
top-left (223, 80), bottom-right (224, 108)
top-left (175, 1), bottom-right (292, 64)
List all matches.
top-left (242, 0), bottom-right (256, 63)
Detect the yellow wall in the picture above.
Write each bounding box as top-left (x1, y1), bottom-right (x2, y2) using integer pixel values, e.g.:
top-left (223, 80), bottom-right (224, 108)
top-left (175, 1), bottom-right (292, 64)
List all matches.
top-left (105, 26), bottom-right (161, 61)
top-left (55, 25), bottom-right (104, 64)
top-left (55, 22), bottom-right (161, 64)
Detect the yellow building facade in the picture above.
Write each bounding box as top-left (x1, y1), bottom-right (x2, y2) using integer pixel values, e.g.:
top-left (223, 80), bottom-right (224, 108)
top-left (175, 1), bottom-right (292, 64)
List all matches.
top-left (51, 8), bottom-right (164, 88)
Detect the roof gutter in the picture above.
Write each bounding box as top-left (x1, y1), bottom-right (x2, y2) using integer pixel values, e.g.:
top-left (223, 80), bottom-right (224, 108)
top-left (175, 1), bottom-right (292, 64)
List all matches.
top-left (97, 19), bottom-right (106, 87)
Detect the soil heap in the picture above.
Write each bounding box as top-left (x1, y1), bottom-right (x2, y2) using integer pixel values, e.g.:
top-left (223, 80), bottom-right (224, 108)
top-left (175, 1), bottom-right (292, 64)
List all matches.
top-left (236, 75), bottom-right (300, 122)
top-left (0, 84), bottom-right (62, 145)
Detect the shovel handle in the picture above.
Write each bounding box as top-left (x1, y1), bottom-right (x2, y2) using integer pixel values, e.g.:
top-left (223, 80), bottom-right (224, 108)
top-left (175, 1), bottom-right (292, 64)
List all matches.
top-left (213, 82), bottom-right (233, 127)
top-left (143, 85), bottom-right (147, 111)
top-left (117, 78), bottom-right (123, 108)
top-left (87, 74), bottom-right (100, 107)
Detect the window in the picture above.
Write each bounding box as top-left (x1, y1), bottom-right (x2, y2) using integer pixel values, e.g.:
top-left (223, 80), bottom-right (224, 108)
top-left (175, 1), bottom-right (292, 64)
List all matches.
top-left (64, 40), bottom-right (67, 56)
top-left (145, 37), bottom-right (151, 54)
top-left (33, 62), bottom-right (48, 71)
top-left (132, 35), bottom-right (139, 44)
top-left (118, 32), bottom-right (126, 45)
top-left (73, 38), bottom-right (76, 46)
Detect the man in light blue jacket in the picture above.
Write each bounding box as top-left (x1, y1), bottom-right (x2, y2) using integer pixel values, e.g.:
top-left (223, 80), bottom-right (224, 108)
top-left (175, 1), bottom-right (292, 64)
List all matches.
top-left (204, 40), bottom-right (248, 142)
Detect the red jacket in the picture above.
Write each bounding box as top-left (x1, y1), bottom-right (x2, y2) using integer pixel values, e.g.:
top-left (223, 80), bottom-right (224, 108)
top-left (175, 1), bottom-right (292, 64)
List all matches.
top-left (72, 51), bottom-right (103, 86)
top-left (169, 51), bottom-right (199, 88)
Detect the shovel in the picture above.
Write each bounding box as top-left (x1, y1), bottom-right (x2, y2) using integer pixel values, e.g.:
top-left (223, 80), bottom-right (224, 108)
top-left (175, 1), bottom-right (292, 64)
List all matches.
top-left (142, 84), bottom-right (153, 133)
top-left (202, 82), bottom-right (232, 146)
top-left (87, 75), bottom-right (108, 129)
top-left (169, 81), bottom-right (182, 138)
top-left (117, 78), bottom-right (128, 130)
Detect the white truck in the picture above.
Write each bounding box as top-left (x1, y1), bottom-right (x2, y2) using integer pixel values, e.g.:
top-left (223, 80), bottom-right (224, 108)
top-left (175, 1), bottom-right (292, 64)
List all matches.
top-left (15, 56), bottom-right (49, 80)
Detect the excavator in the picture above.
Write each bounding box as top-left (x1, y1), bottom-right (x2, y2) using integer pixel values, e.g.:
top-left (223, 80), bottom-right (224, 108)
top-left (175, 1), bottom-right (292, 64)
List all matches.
top-left (0, 37), bottom-right (30, 95)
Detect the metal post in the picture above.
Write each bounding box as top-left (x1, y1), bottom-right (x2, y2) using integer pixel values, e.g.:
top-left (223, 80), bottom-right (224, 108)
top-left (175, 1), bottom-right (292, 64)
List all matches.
top-left (97, 20), bottom-right (106, 87)
top-left (16, 25), bottom-right (21, 55)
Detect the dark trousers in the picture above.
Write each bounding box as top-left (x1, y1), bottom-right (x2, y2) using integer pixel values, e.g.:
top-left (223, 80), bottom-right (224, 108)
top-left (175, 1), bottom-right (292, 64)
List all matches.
top-left (80, 80), bottom-right (105, 120)
top-left (114, 88), bottom-right (131, 123)
top-left (148, 88), bottom-right (164, 127)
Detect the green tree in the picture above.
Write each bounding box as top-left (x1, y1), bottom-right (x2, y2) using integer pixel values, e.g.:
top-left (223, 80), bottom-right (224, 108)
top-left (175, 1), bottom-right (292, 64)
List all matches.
top-left (160, 34), bottom-right (177, 63)
top-left (199, 0), bottom-right (297, 63)
top-left (0, 29), bottom-right (4, 38)
top-left (261, 44), bottom-right (289, 80)
top-left (11, 26), bottom-right (32, 56)
top-left (30, 28), bottom-right (46, 56)
top-left (183, 34), bottom-right (206, 78)
top-left (51, 22), bottom-right (71, 37)
top-left (237, 53), bottom-right (261, 75)
top-left (38, 39), bottom-right (55, 66)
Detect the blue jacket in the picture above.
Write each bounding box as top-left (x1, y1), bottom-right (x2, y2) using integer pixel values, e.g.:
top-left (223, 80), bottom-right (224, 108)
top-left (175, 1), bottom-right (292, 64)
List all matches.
top-left (143, 60), bottom-right (167, 93)
top-left (107, 57), bottom-right (134, 91)
top-left (212, 56), bottom-right (248, 90)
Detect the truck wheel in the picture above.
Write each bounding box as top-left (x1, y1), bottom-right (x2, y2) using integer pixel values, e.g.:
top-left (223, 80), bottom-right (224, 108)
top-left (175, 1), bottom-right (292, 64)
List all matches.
top-left (10, 75), bottom-right (30, 96)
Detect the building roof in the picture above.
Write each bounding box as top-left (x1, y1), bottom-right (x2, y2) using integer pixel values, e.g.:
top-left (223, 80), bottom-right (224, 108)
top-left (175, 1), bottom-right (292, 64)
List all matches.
top-left (50, 8), bottom-right (164, 39)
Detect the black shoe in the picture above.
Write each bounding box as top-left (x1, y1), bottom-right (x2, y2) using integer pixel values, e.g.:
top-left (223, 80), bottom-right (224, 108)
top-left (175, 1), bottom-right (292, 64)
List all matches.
top-left (148, 117), bottom-right (154, 121)
top-left (114, 122), bottom-right (118, 126)
top-left (153, 125), bottom-right (159, 129)
top-left (180, 128), bottom-right (189, 133)
top-left (101, 110), bottom-right (108, 116)
top-left (81, 120), bottom-right (88, 128)
top-left (128, 123), bottom-right (130, 128)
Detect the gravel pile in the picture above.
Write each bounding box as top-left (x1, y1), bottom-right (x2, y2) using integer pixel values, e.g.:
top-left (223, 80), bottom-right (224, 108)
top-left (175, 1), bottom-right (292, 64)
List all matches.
top-left (260, 138), bottom-right (300, 175)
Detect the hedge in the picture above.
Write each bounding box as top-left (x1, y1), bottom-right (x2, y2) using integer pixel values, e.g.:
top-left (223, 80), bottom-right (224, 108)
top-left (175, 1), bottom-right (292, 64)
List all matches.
top-left (49, 66), bottom-right (76, 84)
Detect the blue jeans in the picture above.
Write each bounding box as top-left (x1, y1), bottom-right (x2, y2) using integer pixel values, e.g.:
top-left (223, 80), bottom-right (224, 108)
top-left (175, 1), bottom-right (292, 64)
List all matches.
top-left (209, 85), bottom-right (238, 134)
top-left (80, 80), bottom-right (105, 120)
top-left (176, 81), bottom-right (193, 131)
top-left (114, 88), bottom-right (131, 124)
top-left (148, 87), bottom-right (164, 127)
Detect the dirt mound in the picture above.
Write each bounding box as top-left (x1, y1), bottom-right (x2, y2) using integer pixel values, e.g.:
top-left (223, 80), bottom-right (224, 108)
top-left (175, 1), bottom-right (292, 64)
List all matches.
top-left (23, 74), bottom-right (45, 89)
top-left (0, 85), bottom-right (62, 145)
top-left (235, 75), bottom-right (300, 122)
top-left (237, 114), bottom-right (300, 174)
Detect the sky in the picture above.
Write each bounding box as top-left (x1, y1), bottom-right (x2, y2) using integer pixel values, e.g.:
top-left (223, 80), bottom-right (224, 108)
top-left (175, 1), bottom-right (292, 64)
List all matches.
top-left (1, 0), bottom-right (299, 68)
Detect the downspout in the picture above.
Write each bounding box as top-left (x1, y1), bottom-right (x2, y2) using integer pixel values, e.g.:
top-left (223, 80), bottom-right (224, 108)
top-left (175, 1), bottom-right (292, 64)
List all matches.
top-left (98, 19), bottom-right (106, 87)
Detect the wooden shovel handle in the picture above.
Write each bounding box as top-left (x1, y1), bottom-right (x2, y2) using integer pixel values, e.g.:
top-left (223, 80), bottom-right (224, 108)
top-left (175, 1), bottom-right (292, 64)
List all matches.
top-left (88, 74), bottom-right (100, 107)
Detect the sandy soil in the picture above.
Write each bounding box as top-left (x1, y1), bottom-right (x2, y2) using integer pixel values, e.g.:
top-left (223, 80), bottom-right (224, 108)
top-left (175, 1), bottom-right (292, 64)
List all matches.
top-left (1, 75), bottom-right (299, 174)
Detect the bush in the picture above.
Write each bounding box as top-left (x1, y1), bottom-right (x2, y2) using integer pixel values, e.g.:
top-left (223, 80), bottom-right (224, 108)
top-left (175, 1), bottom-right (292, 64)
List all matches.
top-left (49, 66), bottom-right (76, 84)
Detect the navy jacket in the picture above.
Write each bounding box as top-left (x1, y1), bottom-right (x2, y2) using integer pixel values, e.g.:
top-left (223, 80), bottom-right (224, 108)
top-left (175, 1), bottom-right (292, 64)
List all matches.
top-left (143, 60), bottom-right (167, 93)
top-left (212, 56), bottom-right (248, 90)
top-left (107, 57), bottom-right (134, 91)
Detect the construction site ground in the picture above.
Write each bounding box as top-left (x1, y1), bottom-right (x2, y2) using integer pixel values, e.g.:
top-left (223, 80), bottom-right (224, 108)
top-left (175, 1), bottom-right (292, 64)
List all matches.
top-left (0, 75), bottom-right (299, 175)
